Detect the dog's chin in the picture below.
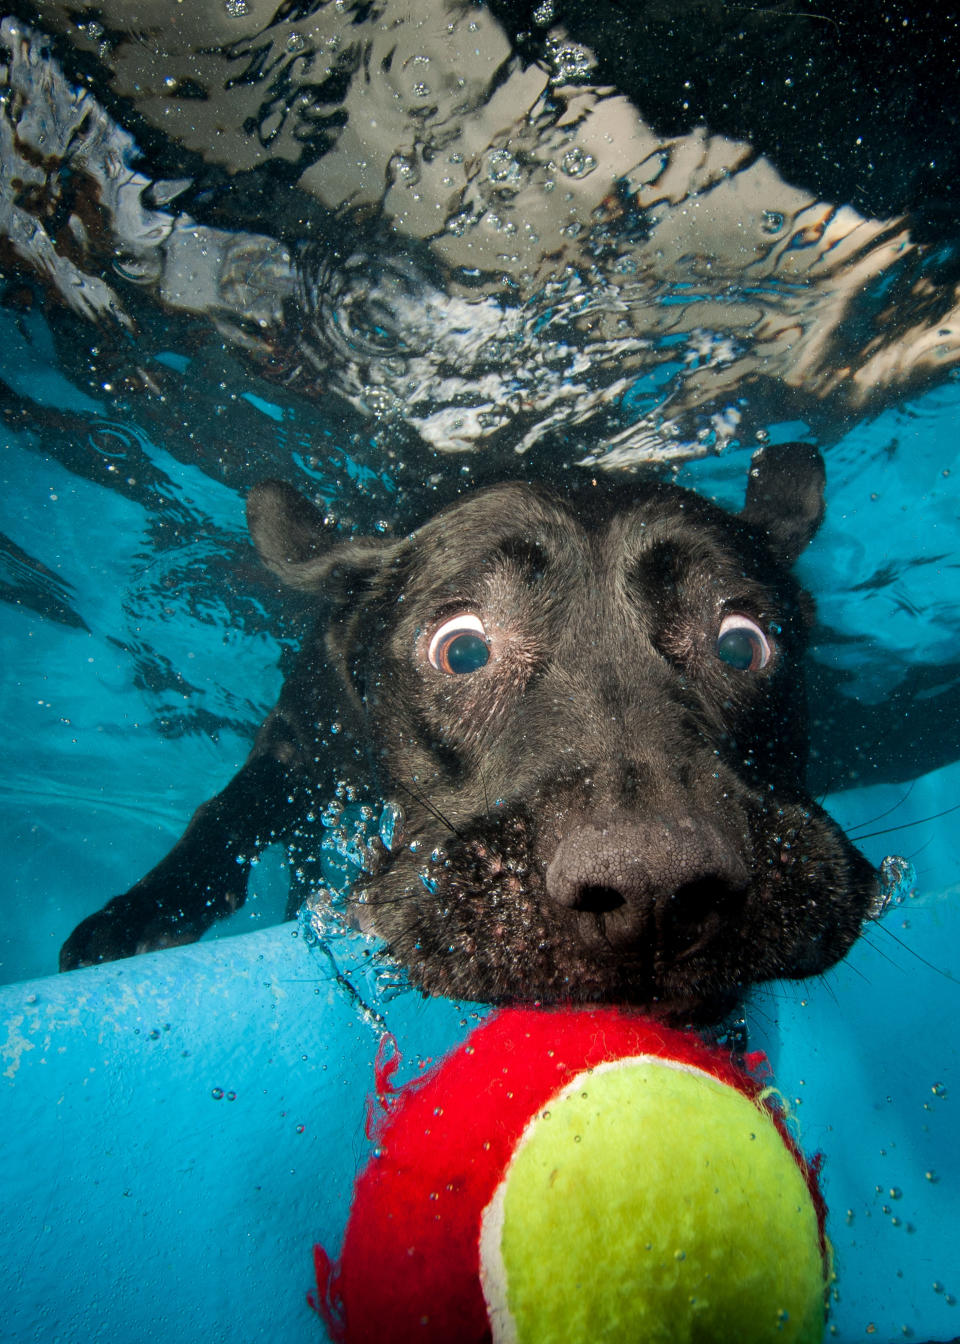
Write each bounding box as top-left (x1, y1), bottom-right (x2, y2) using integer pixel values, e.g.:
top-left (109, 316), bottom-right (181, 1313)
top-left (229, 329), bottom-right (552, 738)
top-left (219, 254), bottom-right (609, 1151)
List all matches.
top-left (467, 978), bottom-right (739, 1028)
top-left (399, 944), bottom-right (743, 1027)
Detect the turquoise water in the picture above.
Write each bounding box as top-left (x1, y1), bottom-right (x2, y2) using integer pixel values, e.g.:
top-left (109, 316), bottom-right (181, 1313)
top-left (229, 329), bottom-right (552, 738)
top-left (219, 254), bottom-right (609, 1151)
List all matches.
top-left (2, 5), bottom-right (960, 1342)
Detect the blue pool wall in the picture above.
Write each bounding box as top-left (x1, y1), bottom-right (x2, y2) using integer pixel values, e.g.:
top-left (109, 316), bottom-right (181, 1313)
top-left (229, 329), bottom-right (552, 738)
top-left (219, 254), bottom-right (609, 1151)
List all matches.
top-left (3, 759), bottom-right (959, 1344)
top-left (1, 923), bottom-right (479, 1344)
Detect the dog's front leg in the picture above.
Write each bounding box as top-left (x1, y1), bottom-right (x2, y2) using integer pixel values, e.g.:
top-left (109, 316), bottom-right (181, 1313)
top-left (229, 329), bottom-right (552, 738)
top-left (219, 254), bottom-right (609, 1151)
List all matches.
top-left (58, 737), bottom-right (306, 970)
top-left (59, 634), bottom-right (351, 970)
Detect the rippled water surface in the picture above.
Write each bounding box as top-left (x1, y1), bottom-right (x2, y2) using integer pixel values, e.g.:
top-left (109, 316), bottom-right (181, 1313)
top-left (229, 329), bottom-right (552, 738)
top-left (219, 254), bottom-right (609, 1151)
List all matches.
top-left (6, 3), bottom-right (960, 464)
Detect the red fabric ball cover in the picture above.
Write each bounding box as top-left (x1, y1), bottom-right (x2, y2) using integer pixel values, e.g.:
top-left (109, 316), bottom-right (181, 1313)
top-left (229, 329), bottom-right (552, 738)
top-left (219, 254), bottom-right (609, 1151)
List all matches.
top-left (311, 1006), bottom-right (823, 1343)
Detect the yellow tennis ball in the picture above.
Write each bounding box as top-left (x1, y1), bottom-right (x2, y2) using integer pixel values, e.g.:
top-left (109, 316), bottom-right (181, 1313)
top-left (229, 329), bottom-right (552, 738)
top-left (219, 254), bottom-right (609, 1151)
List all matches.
top-left (480, 1056), bottom-right (826, 1344)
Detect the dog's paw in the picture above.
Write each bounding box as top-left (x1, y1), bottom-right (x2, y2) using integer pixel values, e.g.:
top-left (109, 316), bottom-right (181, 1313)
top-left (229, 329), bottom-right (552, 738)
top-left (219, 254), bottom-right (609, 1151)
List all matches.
top-left (59, 894), bottom-right (203, 971)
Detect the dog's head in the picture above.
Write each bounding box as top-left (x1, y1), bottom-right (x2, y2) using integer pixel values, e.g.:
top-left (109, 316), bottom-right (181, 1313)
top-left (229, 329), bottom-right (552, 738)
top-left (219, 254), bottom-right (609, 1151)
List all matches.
top-left (249, 444), bottom-right (878, 1022)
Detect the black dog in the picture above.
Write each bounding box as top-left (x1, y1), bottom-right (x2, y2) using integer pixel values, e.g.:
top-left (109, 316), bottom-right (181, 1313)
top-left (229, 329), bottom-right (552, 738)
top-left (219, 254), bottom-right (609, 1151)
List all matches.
top-left (60, 443), bottom-right (877, 1024)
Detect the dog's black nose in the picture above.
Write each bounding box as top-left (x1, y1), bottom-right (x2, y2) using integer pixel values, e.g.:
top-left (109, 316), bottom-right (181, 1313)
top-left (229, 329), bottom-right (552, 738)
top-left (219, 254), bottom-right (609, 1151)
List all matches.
top-left (544, 817), bottom-right (749, 945)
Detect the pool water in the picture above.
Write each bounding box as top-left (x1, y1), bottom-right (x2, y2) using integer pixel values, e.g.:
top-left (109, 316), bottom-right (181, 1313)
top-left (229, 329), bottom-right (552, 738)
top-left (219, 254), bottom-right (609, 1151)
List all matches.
top-left (2, 4), bottom-right (960, 1341)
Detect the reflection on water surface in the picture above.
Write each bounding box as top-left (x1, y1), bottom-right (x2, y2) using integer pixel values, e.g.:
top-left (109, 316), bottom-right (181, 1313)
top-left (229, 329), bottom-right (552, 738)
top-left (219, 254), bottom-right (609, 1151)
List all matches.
top-left (5, 2), bottom-right (960, 470)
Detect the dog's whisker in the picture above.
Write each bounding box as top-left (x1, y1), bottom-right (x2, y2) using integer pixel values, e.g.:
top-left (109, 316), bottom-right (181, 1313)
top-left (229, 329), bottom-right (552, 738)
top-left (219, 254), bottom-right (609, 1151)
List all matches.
top-left (342, 885), bottom-right (409, 909)
top-left (845, 782), bottom-right (916, 835)
top-left (394, 778), bottom-right (466, 840)
top-left (853, 797), bottom-right (960, 842)
top-left (857, 928), bottom-right (917, 975)
top-left (866, 921), bottom-right (960, 986)
top-left (743, 997), bottom-right (777, 1035)
top-left (813, 968), bottom-right (847, 1005)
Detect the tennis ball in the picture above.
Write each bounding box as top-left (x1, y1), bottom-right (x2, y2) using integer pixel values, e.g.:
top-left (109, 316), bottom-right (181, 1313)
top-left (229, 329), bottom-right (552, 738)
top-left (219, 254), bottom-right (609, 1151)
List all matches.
top-left (312, 1007), bottom-right (828, 1344)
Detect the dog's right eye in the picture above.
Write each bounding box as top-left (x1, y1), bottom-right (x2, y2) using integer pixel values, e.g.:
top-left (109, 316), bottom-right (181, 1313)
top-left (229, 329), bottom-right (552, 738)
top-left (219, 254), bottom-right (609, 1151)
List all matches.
top-left (427, 614), bottom-right (491, 674)
top-left (716, 613), bottom-right (772, 671)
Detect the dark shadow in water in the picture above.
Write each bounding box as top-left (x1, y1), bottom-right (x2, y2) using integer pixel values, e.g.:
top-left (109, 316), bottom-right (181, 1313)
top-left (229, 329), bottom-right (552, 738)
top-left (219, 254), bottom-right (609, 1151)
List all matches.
top-left (808, 658), bottom-right (960, 794)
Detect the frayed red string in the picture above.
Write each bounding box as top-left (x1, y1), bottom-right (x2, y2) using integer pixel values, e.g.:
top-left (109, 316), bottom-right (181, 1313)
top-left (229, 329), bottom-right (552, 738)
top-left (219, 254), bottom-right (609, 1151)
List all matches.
top-left (308, 1242), bottom-right (346, 1342)
top-left (374, 1031), bottom-right (400, 1106)
top-left (364, 1031), bottom-right (401, 1139)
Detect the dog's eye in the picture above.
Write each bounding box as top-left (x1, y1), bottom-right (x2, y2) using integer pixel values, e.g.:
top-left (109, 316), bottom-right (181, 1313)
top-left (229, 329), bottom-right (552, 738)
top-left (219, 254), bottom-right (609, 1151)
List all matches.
top-left (428, 613), bottom-right (491, 674)
top-left (716, 614), bottom-right (772, 671)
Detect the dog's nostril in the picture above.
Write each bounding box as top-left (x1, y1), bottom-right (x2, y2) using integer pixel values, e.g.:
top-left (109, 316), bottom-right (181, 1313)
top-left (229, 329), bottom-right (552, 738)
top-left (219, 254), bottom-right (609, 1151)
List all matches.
top-left (665, 875), bottom-right (748, 953)
top-left (673, 875), bottom-right (747, 915)
top-left (571, 884), bottom-right (627, 914)
top-left (673, 877), bottom-right (727, 917)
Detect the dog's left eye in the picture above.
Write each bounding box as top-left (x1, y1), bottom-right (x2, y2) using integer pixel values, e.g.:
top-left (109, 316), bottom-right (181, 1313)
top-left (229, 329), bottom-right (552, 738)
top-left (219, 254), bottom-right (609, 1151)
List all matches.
top-left (428, 613), bottom-right (491, 674)
top-left (716, 614), bottom-right (772, 671)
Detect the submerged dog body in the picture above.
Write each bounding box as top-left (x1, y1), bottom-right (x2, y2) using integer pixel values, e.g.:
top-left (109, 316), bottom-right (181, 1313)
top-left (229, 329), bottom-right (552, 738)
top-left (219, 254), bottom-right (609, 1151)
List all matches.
top-left (61, 444), bottom-right (877, 1022)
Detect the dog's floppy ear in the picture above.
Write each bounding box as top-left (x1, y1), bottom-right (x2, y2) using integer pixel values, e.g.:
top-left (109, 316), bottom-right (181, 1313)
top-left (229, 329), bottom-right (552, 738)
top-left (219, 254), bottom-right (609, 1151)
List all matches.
top-left (740, 441), bottom-right (826, 566)
top-left (246, 480), bottom-right (396, 593)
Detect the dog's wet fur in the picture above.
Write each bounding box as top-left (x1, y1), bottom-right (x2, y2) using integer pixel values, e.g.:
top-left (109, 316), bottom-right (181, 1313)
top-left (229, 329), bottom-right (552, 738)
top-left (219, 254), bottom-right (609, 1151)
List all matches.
top-left (61, 444), bottom-right (878, 1024)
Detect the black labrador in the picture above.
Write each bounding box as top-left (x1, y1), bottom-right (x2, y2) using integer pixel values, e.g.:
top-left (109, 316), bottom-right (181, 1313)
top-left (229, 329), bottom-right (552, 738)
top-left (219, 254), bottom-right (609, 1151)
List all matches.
top-left (60, 443), bottom-right (878, 1024)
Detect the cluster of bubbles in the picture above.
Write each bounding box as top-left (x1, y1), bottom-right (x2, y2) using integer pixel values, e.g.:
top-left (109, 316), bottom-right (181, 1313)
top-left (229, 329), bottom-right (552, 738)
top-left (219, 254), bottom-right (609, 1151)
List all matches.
top-left (866, 854), bottom-right (919, 921)
top-left (295, 789), bottom-right (405, 937)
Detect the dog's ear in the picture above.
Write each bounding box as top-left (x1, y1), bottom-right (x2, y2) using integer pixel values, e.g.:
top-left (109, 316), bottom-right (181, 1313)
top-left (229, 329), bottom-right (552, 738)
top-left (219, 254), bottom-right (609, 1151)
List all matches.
top-left (246, 480), bottom-right (396, 594)
top-left (741, 441), bottom-right (826, 566)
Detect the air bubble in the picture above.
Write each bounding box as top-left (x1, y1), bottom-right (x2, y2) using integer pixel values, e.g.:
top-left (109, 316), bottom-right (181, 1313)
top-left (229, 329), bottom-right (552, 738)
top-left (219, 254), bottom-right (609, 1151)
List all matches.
top-left (487, 148), bottom-right (521, 186)
top-left (760, 210), bottom-right (785, 235)
top-left (320, 809), bottom-right (342, 833)
top-left (224, 0), bottom-right (250, 15)
top-left (560, 147), bottom-right (597, 178)
top-left (363, 386), bottom-right (400, 417)
top-left (378, 801), bottom-right (404, 851)
top-left (546, 37), bottom-right (596, 83)
top-left (445, 211), bottom-right (472, 236)
top-left (389, 154), bottom-right (420, 187)
top-left (866, 856), bottom-right (917, 919)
